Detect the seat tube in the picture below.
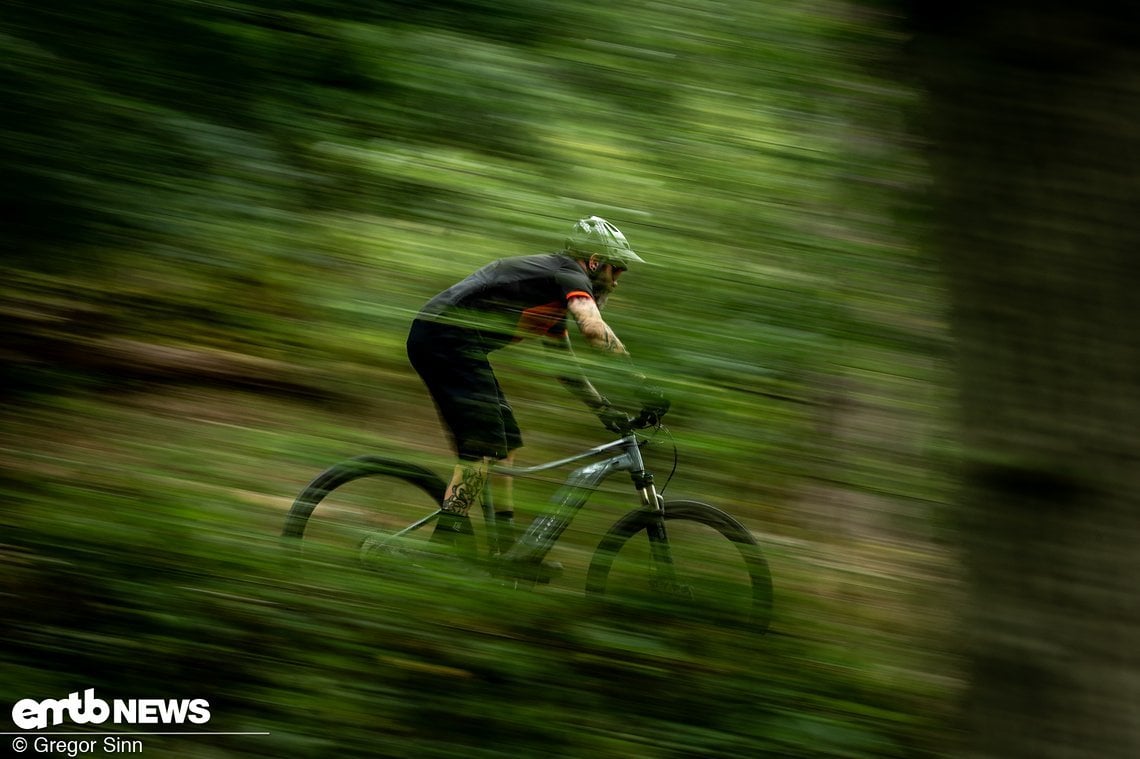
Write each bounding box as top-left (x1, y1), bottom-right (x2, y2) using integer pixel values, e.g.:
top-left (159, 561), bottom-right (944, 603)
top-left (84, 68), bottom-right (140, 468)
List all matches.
top-left (480, 472), bottom-right (499, 556)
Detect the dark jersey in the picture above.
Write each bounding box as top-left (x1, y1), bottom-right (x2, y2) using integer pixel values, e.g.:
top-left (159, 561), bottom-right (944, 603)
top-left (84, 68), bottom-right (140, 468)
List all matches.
top-left (417, 253), bottom-right (595, 351)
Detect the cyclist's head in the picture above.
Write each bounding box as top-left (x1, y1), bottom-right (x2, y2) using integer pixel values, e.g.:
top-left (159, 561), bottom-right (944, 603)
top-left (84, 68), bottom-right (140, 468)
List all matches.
top-left (563, 216), bottom-right (644, 270)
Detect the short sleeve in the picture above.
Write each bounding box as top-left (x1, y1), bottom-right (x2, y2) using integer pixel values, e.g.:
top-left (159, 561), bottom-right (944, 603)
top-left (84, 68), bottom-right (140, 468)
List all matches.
top-left (554, 259), bottom-right (595, 302)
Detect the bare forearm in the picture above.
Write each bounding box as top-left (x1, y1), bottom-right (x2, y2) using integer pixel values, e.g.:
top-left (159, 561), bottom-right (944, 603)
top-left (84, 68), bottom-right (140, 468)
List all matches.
top-left (568, 297), bottom-right (629, 357)
top-left (544, 333), bottom-right (607, 408)
top-left (564, 296), bottom-right (644, 400)
top-left (578, 318), bottom-right (628, 356)
top-left (557, 373), bottom-right (607, 409)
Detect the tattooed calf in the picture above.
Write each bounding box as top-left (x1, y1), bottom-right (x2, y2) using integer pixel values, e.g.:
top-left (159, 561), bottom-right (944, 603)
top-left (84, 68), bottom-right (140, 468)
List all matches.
top-left (442, 462), bottom-right (487, 516)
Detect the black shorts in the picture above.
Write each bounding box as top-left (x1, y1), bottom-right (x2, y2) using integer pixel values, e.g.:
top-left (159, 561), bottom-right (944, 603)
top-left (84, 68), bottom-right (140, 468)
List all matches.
top-left (406, 318), bottom-right (523, 461)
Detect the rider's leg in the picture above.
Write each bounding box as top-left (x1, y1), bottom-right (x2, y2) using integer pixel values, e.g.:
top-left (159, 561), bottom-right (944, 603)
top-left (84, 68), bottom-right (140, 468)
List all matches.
top-left (431, 457), bottom-right (487, 546)
top-left (443, 457), bottom-right (489, 511)
top-left (491, 451), bottom-right (517, 554)
top-left (406, 321), bottom-right (518, 553)
top-left (433, 451), bottom-right (518, 551)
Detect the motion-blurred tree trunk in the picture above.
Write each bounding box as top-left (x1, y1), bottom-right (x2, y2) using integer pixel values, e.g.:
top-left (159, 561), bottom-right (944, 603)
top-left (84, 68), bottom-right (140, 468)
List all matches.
top-left (904, 4), bottom-right (1140, 758)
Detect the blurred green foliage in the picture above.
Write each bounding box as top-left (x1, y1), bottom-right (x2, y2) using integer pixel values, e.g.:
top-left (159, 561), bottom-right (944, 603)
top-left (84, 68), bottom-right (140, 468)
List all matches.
top-left (1, 1), bottom-right (956, 756)
top-left (1, 392), bottom-right (949, 758)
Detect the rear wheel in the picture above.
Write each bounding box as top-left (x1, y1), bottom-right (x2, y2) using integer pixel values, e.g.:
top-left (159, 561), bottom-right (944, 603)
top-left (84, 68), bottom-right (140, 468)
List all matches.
top-left (282, 456), bottom-right (461, 566)
top-left (585, 500), bottom-right (773, 633)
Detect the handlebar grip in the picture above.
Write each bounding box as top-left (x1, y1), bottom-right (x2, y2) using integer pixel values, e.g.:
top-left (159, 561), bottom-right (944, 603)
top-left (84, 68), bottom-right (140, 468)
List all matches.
top-left (599, 387), bottom-right (670, 433)
top-left (631, 395), bottom-right (671, 430)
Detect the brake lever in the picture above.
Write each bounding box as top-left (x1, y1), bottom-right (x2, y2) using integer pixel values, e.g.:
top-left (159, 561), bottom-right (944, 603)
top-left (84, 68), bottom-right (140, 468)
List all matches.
top-left (632, 402), bottom-right (670, 430)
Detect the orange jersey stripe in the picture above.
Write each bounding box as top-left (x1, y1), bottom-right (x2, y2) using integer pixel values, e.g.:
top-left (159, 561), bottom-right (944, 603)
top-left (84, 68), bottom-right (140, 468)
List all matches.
top-left (517, 301), bottom-right (569, 339)
top-left (566, 290), bottom-right (594, 301)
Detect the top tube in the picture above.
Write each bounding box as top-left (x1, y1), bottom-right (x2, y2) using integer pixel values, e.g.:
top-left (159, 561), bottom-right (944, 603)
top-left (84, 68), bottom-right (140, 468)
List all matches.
top-left (495, 434), bottom-right (639, 477)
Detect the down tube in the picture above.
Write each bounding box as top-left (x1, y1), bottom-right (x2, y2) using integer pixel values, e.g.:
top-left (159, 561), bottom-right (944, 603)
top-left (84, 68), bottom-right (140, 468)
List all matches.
top-left (502, 455), bottom-right (629, 563)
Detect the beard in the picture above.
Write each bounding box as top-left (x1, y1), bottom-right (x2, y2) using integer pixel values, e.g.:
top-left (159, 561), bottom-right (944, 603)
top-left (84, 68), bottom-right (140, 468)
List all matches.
top-left (589, 270), bottom-right (616, 310)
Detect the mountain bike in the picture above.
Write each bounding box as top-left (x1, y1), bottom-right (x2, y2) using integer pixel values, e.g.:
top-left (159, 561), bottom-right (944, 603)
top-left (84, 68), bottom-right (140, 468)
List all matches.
top-left (281, 400), bottom-right (774, 632)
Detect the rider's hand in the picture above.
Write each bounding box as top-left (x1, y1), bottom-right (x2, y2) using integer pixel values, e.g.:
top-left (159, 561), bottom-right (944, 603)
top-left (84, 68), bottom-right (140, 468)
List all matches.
top-left (596, 403), bottom-right (632, 433)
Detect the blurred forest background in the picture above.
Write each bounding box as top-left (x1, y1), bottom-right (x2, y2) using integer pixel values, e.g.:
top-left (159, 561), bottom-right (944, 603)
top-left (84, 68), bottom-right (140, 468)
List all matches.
top-left (2, 1), bottom-right (1136, 757)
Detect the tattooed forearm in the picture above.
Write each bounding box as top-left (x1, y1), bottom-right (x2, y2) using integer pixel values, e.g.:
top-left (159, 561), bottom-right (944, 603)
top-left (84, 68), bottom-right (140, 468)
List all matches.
top-left (568, 298), bottom-right (628, 356)
top-left (598, 325), bottom-right (626, 354)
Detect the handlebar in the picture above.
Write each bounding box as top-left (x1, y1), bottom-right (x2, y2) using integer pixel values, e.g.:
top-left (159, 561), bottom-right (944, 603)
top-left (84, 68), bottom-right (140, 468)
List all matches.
top-left (629, 404), bottom-right (669, 431)
top-left (617, 389), bottom-right (671, 433)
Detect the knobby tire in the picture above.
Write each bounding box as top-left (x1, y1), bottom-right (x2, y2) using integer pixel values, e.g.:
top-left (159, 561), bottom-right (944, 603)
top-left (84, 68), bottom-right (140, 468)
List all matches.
top-left (282, 455), bottom-right (447, 546)
top-left (585, 499), bottom-right (774, 633)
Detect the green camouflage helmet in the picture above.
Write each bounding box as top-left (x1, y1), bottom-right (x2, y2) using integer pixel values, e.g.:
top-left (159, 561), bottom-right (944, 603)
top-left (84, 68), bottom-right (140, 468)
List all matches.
top-left (563, 216), bottom-right (645, 268)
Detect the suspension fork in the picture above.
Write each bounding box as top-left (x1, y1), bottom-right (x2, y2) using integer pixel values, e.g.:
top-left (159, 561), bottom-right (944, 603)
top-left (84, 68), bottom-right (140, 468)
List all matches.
top-left (632, 471), bottom-right (678, 586)
top-left (634, 469), bottom-right (662, 511)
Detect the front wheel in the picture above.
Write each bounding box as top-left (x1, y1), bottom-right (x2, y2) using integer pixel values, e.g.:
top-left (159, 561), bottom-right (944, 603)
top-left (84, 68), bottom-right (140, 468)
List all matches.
top-left (585, 500), bottom-right (774, 633)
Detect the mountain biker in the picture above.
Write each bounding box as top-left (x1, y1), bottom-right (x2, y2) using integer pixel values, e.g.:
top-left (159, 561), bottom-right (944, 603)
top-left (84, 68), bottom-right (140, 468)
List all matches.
top-left (406, 215), bottom-right (644, 553)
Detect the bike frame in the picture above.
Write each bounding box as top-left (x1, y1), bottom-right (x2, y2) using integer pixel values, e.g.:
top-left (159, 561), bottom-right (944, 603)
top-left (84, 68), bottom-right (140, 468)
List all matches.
top-left (379, 431), bottom-right (670, 572)
top-left (490, 432), bottom-right (664, 565)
